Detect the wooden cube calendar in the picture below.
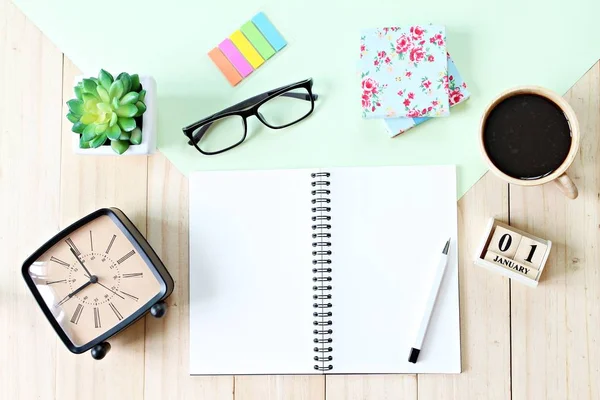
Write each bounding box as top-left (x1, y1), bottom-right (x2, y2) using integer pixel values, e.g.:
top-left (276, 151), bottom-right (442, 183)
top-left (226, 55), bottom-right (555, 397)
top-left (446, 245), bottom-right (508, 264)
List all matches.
top-left (474, 218), bottom-right (552, 287)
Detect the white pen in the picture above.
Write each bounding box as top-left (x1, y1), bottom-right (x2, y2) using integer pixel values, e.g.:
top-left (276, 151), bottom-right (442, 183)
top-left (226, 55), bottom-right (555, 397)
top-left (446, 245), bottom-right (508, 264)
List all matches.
top-left (408, 238), bottom-right (451, 363)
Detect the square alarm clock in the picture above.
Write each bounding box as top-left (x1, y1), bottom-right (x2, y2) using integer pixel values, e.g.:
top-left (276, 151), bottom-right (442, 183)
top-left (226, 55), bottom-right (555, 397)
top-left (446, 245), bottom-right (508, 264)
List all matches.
top-left (22, 208), bottom-right (174, 359)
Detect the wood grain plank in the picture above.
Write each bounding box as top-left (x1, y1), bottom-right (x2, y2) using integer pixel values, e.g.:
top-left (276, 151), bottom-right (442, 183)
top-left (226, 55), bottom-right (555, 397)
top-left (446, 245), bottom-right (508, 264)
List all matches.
top-left (54, 58), bottom-right (148, 400)
top-left (510, 62), bottom-right (600, 400)
top-left (0, 1), bottom-right (63, 398)
top-left (144, 152), bottom-right (233, 400)
top-left (326, 375), bottom-right (416, 400)
top-left (235, 376), bottom-right (324, 400)
top-left (418, 173), bottom-right (511, 400)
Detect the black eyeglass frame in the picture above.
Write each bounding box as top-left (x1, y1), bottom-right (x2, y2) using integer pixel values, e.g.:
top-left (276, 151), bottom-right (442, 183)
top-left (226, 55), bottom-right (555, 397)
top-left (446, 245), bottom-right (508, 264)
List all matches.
top-left (182, 78), bottom-right (318, 155)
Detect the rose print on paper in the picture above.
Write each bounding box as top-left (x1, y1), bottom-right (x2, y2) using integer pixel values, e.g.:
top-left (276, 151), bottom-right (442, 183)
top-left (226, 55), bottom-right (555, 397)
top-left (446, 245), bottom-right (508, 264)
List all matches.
top-left (437, 71), bottom-right (469, 105)
top-left (399, 91), bottom-right (415, 110)
top-left (373, 50), bottom-right (393, 72)
top-left (409, 47), bottom-right (425, 63)
top-left (358, 25), bottom-right (449, 118)
top-left (381, 27), bottom-right (400, 35)
top-left (449, 89), bottom-right (464, 106)
top-left (360, 36), bottom-right (367, 59)
top-left (395, 84), bottom-right (446, 116)
top-left (429, 32), bottom-right (445, 47)
top-left (361, 74), bottom-right (378, 94)
top-left (392, 34), bottom-right (412, 60)
top-left (361, 72), bottom-right (387, 118)
top-left (383, 54), bottom-right (472, 137)
top-left (385, 26), bottom-right (442, 66)
top-left (438, 74), bottom-right (449, 91)
top-left (410, 26), bottom-right (425, 40)
top-left (408, 46), bottom-right (439, 67)
top-left (420, 77), bottom-right (433, 94)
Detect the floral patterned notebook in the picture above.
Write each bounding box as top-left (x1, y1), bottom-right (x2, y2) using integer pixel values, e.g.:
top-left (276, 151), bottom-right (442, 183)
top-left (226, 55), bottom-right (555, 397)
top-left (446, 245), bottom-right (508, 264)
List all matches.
top-left (359, 25), bottom-right (449, 119)
top-left (383, 54), bottom-right (470, 137)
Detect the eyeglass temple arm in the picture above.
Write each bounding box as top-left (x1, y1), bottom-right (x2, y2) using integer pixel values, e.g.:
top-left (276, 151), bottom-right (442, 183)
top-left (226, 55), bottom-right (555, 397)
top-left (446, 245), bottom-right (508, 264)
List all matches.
top-left (187, 92), bottom-right (319, 145)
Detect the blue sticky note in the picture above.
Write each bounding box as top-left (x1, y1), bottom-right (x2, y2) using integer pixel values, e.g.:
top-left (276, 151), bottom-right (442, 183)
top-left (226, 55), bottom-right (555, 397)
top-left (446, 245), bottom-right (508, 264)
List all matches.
top-left (359, 25), bottom-right (449, 119)
top-left (383, 55), bottom-right (471, 137)
top-left (413, 117), bottom-right (429, 126)
top-left (251, 12), bottom-right (287, 51)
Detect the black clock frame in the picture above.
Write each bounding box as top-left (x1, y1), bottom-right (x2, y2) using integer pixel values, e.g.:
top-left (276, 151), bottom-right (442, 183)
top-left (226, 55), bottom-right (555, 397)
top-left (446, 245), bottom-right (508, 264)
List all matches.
top-left (22, 207), bottom-right (174, 356)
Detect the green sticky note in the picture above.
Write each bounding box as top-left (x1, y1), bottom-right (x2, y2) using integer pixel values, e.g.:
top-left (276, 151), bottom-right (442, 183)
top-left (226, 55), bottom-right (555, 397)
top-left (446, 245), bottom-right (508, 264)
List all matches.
top-left (240, 21), bottom-right (276, 60)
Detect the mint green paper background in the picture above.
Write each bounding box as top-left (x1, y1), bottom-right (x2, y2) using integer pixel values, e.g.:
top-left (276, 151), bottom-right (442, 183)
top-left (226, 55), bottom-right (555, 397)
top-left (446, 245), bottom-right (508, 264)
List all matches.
top-left (13, 0), bottom-right (600, 197)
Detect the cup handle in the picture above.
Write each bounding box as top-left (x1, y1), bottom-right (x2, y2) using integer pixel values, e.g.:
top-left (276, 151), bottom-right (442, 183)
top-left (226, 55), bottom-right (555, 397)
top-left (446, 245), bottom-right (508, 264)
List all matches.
top-left (553, 173), bottom-right (578, 199)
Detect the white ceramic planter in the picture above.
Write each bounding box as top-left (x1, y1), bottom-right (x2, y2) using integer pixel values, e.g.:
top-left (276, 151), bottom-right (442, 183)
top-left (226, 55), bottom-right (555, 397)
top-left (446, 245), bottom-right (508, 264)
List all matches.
top-left (71, 75), bottom-right (157, 155)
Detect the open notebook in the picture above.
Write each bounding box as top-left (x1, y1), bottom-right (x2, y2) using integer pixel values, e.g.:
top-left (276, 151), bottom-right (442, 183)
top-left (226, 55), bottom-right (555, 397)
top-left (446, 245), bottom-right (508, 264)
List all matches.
top-left (189, 166), bottom-right (460, 375)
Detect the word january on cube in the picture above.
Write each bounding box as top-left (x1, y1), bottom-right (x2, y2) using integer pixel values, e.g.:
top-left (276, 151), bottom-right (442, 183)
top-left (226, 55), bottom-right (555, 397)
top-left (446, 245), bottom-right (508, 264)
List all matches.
top-left (474, 219), bottom-right (551, 287)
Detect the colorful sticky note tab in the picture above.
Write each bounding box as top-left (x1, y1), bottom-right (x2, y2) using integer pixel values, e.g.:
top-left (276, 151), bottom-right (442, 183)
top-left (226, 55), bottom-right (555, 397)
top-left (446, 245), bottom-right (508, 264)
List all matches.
top-left (230, 30), bottom-right (264, 69)
top-left (207, 47), bottom-right (243, 86)
top-left (208, 12), bottom-right (285, 86)
top-left (251, 12), bottom-right (287, 51)
top-left (218, 38), bottom-right (253, 77)
top-left (240, 21), bottom-right (276, 60)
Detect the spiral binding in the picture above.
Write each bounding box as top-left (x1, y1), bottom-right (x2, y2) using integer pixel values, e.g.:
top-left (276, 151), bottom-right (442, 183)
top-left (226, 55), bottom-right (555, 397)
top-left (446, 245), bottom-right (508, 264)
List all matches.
top-left (311, 171), bottom-right (333, 371)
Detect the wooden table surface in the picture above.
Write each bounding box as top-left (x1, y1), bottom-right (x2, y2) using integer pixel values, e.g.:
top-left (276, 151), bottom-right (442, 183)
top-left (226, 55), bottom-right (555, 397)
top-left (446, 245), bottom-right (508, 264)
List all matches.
top-left (1, 1), bottom-right (599, 398)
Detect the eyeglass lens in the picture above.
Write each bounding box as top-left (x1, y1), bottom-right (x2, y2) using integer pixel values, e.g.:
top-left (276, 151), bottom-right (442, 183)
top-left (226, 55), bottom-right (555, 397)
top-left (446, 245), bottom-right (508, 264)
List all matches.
top-left (192, 115), bottom-right (246, 154)
top-left (257, 87), bottom-right (313, 128)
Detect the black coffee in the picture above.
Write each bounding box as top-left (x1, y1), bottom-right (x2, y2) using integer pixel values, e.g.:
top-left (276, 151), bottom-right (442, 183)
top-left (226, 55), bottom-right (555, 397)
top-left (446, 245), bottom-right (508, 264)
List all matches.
top-left (483, 94), bottom-right (572, 180)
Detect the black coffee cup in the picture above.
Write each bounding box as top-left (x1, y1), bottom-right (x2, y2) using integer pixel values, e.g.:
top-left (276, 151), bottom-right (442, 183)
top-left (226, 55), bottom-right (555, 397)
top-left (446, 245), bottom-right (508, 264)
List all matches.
top-left (479, 86), bottom-right (580, 199)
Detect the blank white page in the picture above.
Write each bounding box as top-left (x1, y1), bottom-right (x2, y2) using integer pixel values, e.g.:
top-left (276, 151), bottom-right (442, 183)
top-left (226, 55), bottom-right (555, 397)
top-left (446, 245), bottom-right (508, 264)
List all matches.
top-left (189, 169), bottom-right (316, 375)
top-left (329, 166), bottom-right (460, 373)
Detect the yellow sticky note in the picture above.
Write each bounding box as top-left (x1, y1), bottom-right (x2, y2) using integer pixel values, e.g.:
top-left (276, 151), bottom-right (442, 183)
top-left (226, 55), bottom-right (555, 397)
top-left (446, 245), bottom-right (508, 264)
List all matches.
top-left (230, 30), bottom-right (264, 69)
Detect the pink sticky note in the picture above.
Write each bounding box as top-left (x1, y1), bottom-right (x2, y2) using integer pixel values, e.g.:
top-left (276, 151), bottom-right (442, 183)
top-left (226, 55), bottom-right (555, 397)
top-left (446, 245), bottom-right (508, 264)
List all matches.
top-left (218, 38), bottom-right (253, 77)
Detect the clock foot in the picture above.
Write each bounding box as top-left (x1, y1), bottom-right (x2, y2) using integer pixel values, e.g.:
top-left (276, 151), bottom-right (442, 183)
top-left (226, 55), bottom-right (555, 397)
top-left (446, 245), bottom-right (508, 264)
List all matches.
top-left (150, 301), bottom-right (167, 318)
top-left (90, 342), bottom-right (111, 360)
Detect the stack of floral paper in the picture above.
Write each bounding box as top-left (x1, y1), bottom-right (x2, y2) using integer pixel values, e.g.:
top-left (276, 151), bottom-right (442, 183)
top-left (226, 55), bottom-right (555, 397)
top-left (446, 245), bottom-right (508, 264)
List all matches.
top-left (359, 25), bottom-right (471, 137)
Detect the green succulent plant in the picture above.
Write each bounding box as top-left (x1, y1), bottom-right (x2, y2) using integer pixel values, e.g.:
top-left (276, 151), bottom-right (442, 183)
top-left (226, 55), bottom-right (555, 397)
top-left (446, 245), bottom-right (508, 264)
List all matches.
top-left (66, 69), bottom-right (147, 155)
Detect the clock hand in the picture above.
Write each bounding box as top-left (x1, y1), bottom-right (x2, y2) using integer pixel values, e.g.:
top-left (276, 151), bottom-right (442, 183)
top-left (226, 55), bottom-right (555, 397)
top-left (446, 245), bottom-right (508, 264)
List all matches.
top-left (96, 281), bottom-right (125, 300)
top-left (70, 247), bottom-right (94, 278)
top-left (56, 276), bottom-right (98, 306)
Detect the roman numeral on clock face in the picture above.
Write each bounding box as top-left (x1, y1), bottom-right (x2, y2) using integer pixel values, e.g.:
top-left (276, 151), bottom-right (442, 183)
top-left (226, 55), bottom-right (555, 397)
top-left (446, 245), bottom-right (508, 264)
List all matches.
top-left (70, 304), bottom-right (84, 324)
top-left (119, 290), bottom-right (139, 301)
top-left (93, 307), bottom-right (101, 328)
top-left (50, 256), bottom-right (70, 268)
top-left (65, 238), bottom-right (80, 256)
top-left (122, 272), bottom-right (143, 279)
top-left (108, 302), bottom-right (123, 321)
top-left (117, 250), bottom-right (135, 265)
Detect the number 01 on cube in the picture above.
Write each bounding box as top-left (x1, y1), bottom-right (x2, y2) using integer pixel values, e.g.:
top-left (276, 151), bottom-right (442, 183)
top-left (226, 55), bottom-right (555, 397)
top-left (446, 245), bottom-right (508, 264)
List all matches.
top-left (474, 218), bottom-right (552, 287)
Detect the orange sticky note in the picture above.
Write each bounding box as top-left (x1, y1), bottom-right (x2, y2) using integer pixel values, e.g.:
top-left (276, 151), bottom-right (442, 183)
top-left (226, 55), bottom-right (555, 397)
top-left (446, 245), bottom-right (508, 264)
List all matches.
top-left (207, 47), bottom-right (243, 86)
top-left (230, 30), bottom-right (264, 69)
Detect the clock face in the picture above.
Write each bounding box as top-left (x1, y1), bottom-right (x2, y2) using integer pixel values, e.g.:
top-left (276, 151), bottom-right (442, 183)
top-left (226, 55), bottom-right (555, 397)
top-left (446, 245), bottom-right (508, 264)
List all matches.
top-left (26, 215), bottom-right (162, 348)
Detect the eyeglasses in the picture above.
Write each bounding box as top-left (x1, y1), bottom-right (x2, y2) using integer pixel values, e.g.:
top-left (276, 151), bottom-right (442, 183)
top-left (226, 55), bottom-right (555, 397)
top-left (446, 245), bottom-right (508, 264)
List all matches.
top-left (182, 78), bottom-right (318, 155)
